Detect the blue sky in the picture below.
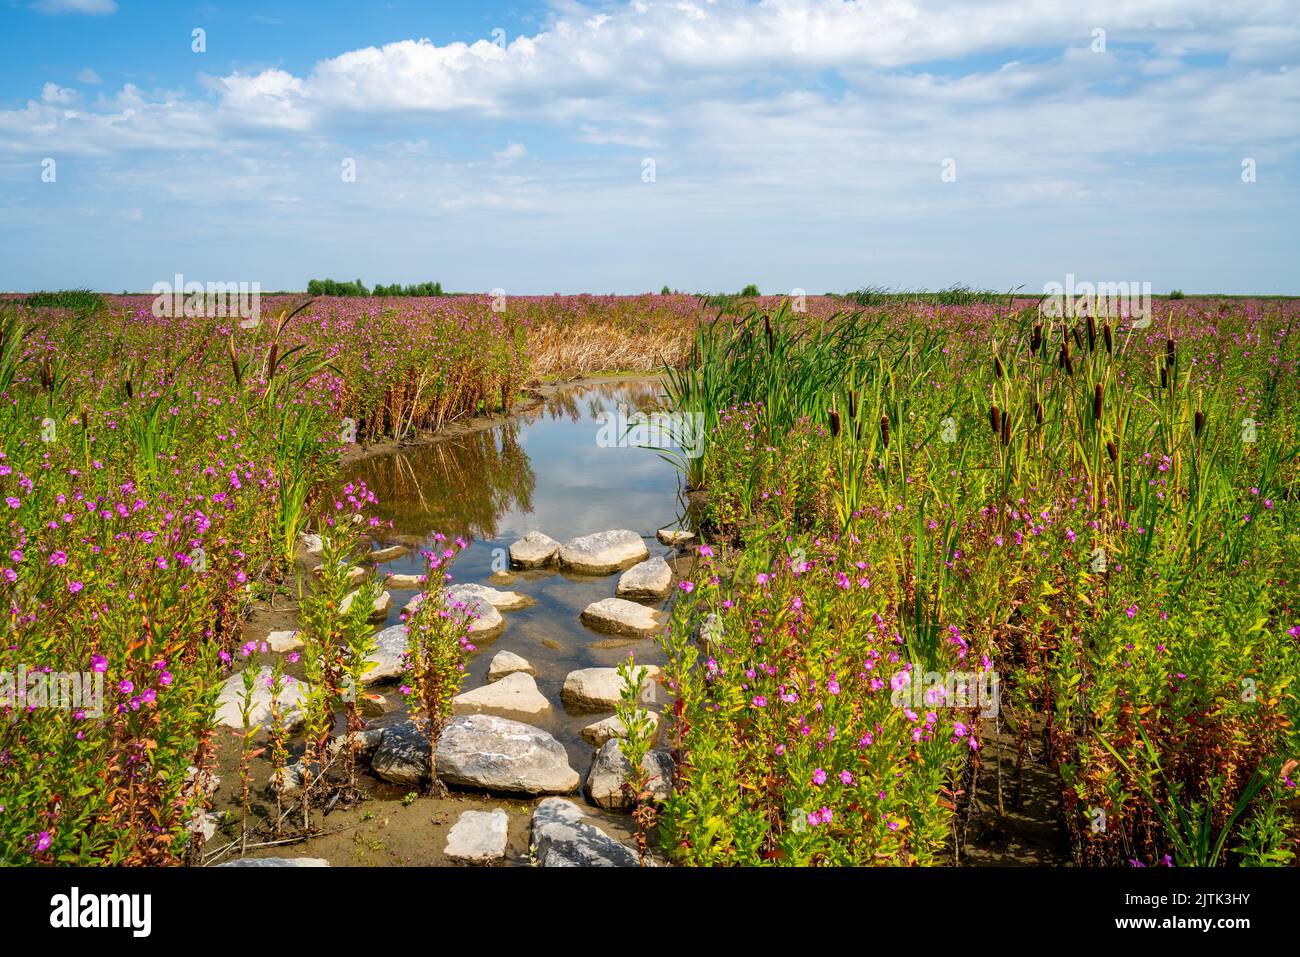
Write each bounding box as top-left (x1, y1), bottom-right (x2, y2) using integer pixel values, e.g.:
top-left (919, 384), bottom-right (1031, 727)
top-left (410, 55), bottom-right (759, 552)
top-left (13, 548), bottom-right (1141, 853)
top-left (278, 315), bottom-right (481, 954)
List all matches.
top-left (1, 0), bottom-right (1296, 293)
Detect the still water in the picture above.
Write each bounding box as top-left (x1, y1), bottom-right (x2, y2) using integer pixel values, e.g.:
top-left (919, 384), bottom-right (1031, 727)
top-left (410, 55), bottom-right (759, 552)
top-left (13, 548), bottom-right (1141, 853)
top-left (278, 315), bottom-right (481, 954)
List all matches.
top-left (346, 379), bottom-right (686, 758)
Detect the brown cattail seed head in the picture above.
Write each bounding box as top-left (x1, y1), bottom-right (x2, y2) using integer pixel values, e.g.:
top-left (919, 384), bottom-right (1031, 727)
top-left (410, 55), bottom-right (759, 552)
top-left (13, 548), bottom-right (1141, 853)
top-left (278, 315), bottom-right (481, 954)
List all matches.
top-left (1001, 413), bottom-right (1011, 446)
top-left (1160, 366), bottom-right (1168, 388)
top-left (1035, 401), bottom-right (1044, 425)
top-left (994, 355), bottom-right (1005, 380)
top-left (1194, 409), bottom-right (1205, 437)
top-left (880, 415), bottom-right (890, 448)
top-left (1087, 316), bottom-right (1097, 352)
top-left (1031, 324), bottom-right (1043, 354)
top-left (1106, 440), bottom-right (1118, 463)
top-left (1073, 326), bottom-right (1084, 350)
top-left (989, 404), bottom-right (1001, 436)
top-left (829, 409), bottom-right (841, 438)
top-left (1166, 338), bottom-right (1176, 368)
top-left (1103, 324), bottom-right (1113, 355)
top-left (1093, 384), bottom-right (1104, 421)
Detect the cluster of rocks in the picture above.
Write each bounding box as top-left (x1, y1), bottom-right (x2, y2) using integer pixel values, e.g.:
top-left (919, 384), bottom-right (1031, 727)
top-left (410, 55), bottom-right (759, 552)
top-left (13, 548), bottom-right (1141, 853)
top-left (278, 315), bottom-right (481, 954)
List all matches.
top-left (237, 526), bottom-right (697, 867)
top-left (355, 653), bottom-right (674, 865)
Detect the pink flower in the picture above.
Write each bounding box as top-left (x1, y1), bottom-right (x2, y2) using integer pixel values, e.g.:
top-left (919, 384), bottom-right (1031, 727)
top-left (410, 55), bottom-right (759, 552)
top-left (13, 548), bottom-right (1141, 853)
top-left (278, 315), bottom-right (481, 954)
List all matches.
top-left (91, 654), bottom-right (107, 673)
top-left (678, 581), bottom-right (694, 593)
top-left (68, 580), bottom-right (84, 594)
top-left (813, 768), bottom-right (827, 786)
top-left (840, 770), bottom-right (853, 785)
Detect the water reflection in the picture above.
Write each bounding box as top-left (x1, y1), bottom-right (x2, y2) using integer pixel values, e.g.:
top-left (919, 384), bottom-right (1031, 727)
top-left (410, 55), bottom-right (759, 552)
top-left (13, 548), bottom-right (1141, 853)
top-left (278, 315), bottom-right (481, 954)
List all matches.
top-left (355, 423), bottom-right (535, 541)
top-left (351, 378), bottom-right (680, 547)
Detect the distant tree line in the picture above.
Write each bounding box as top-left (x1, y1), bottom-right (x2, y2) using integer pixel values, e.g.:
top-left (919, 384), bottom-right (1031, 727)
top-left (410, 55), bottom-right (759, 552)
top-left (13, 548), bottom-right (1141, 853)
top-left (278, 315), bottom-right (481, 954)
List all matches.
top-left (306, 279), bottom-right (444, 297)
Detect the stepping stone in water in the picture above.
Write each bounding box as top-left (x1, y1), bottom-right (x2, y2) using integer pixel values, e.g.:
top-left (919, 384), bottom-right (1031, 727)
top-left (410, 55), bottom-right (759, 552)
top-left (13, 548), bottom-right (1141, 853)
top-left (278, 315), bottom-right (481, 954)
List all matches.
top-left (445, 809), bottom-right (509, 865)
top-left (363, 624), bottom-right (408, 684)
top-left (279, 722), bottom-right (384, 790)
top-left (509, 531), bottom-right (560, 568)
top-left (266, 629), bottom-right (302, 653)
top-left (313, 561), bottom-right (369, 586)
top-left (615, 556), bottom-right (673, 599)
top-left (586, 740), bottom-right (675, 810)
top-left (558, 529), bottom-right (649, 574)
top-left (656, 527), bottom-right (695, 547)
top-left (323, 727), bottom-right (387, 765)
top-left (372, 721), bottom-right (433, 785)
top-left (531, 798), bottom-right (639, 867)
top-left (488, 650), bottom-right (534, 682)
top-left (453, 672), bottom-right (552, 720)
top-left (360, 691), bottom-right (395, 715)
top-left (446, 582), bottom-right (530, 611)
top-left (580, 597), bottom-right (665, 637)
top-left (436, 714), bottom-right (580, 795)
top-left (213, 667), bottom-right (309, 732)
top-left (384, 572), bottom-right (424, 589)
top-left (405, 592), bottom-right (505, 634)
top-left (561, 666), bottom-right (661, 712)
top-left (370, 544), bottom-right (408, 563)
top-left (581, 710), bottom-right (660, 747)
top-left (341, 588), bottom-right (391, 622)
